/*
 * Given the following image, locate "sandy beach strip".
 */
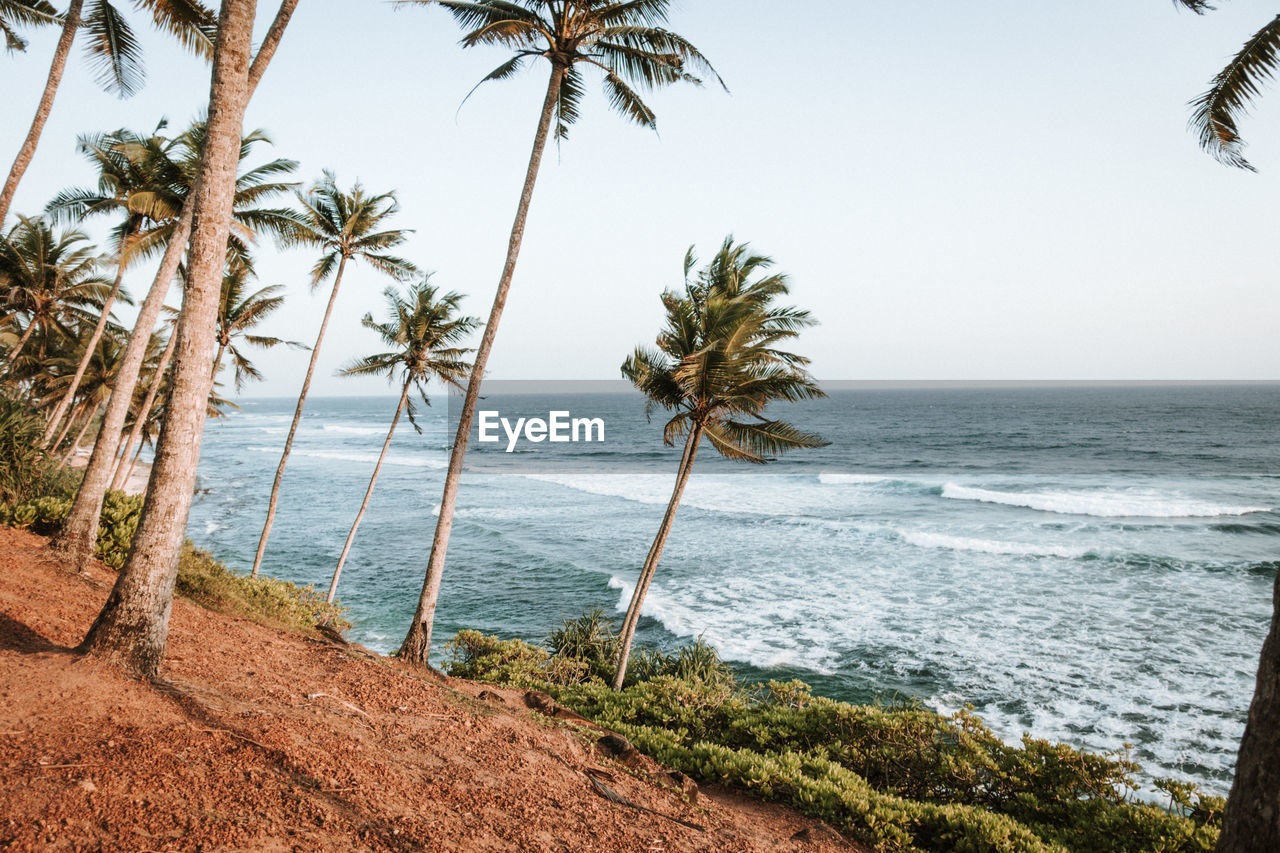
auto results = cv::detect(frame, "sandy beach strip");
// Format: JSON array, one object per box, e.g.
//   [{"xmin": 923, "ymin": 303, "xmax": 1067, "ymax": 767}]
[{"xmin": 65, "ymin": 449, "xmax": 152, "ymax": 497}]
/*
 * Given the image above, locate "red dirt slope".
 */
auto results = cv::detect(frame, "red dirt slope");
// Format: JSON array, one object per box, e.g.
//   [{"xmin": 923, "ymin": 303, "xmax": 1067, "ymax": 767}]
[{"xmin": 0, "ymin": 527, "xmax": 860, "ymax": 852}]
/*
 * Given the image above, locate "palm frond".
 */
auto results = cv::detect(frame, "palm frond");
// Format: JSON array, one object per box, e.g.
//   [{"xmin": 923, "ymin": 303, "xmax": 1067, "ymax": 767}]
[
  {"xmin": 1190, "ymin": 14, "xmax": 1280, "ymax": 170},
  {"xmin": 83, "ymin": 0, "xmax": 145, "ymax": 98},
  {"xmin": 134, "ymin": 0, "xmax": 216, "ymax": 58}
]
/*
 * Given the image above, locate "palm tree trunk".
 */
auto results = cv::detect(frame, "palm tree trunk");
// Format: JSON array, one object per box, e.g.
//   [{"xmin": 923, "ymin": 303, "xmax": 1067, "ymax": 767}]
[
  {"xmin": 42, "ymin": 244, "xmax": 131, "ymax": 445},
  {"xmin": 50, "ymin": 399, "xmax": 82, "ymax": 456},
  {"xmin": 248, "ymin": 0, "xmax": 298, "ymax": 90},
  {"xmin": 51, "ymin": 226, "xmax": 184, "ymax": 571},
  {"xmin": 211, "ymin": 342, "xmax": 227, "ymax": 379},
  {"xmin": 612, "ymin": 423, "xmax": 702, "ymax": 690},
  {"xmin": 398, "ymin": 64, "xmax": 565, "ymax": 668},
  {"xmin": 250, "ymin": 254, "xmax": 348, "ymax": 578},
  {"xmin": 79, "ymin": 0, "xmax": 258, "ymax": 679},
  {"xmin": 60, "ymin": 402, "xmax": 100, "ymax": 466},
  {"xmin": 328, "ymin": 379, "xmax": 409, "ymax": 604},
  {"xmin": 0, "ymin": 0, "xmax": 83, "ymax": 225},
  {"xmin": 124, "ymin": 438, "xmax": 145, "ymax": 484},
  {"xmin": 51, "ymin": 0, "xmax": 294, "ymax": 575},
  {"xmin": 1217, "ymin": 572, "xmax": 1280, "ymax": 851},
  {"xmin": 4, "ymin": 319, "xmax": 38, "ymax": 366},
  {"xmin": 111, "ymin": 330, "xmax": 176, "ymax": 492}
]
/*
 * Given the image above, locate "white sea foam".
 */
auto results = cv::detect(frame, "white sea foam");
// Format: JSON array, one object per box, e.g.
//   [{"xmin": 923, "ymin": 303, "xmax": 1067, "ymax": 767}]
[
  {"xmin": 524, "ymin": 472, "xmax": 772, "ymax": 515},
  {"xmin": 246, "ymin": 447, "xmax": 445, "ymax": 469},
  {"xmin": 941, "ymin": 483, "xmax": 1270, "ymax": 518},
  {"xmin": 896, "ymin": 528, "xmax": 1091, "ymax": 558},
  {"xmin": 321, "ymin": 424, "xmax": 383, "ymax": 436}
]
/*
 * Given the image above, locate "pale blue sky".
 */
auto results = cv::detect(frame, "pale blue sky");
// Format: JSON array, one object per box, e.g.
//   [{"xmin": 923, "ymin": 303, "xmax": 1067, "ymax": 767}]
[{"xmin": 3, "ymin": 1, "xmax": 1279, "ymax": 396}]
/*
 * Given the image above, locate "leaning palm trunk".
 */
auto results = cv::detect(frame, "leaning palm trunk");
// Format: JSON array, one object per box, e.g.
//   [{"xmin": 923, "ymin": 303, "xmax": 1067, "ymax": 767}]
[
  {"xmin": 612, "ymin": 424, "xmax": 702, "ymax": 690},
  {"xmin": 327, "ymin": 379, "xmax": 409, "ymax": 603},
  {"xmin": 398, "ymin": 65, "xmax": 565, "ymax": 667},
  {"xmin": 111, "ymin": 328, "xmax": 177, "ymax": 491},
  {"xmin": 60, "ymin": 402, "xmax": 101, "ymax": 466},
  {"xmin": 52, "ymin": 207, "xmax": 190, "ymax": 570},
  {"xmin": 249, "ymin": 254, "xmax": 348, "ymax": 578},
  {"xmin": 50, "ymin": 400, "xmax": 84, "ymax": 456},
  {"xmin": 53, "ymin": 0, "xmax": 298, "ymax": 573},
  {"xmin": 79, "ymin": 0, "xmax": 259, "ymax": 678},
  {"xmin": 1216, "ymin": 572, "xmax": 1280, "ymax": 851},
  {"xmin": 0, "ymin": 0, "xmax": 84, "ymax": 226},
  {"xmin": 42, "ymin": 246, "xmax": 132, "ymax": 446},
  {"xmin": 124, "ymin": 439, "xmax": 145, "ymax": 483},
  {"xmin": 4, "ymin": 320, "xmax": 38, "ymax": 366}
]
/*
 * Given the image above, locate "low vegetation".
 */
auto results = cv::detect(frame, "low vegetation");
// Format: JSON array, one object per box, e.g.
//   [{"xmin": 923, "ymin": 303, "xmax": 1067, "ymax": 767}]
[
  {"xmin": 1, "ymin": 486, "xmax": 347, "ymax": 633},
  {"xmin": 447, "ymin": 613, "xmax": 1224, "ymax": 853},
  {"xmin": 0, "ymin": 396, "xmax": 79, "ymax": 505}
]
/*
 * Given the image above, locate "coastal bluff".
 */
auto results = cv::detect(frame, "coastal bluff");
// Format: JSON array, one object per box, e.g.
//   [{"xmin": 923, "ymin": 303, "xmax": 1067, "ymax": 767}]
[{"xmin": 0, "ymin": 526, "xmax": 857, "ymax": 852}]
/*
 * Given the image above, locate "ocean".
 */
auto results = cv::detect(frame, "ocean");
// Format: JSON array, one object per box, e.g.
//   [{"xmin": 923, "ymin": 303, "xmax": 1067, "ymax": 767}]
[{"xmin": 184, "ymin": 383, "xmax": 1280, "ymax": 796}]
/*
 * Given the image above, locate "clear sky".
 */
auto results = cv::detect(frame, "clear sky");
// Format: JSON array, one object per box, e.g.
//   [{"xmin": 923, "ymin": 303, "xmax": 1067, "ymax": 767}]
[{"xmin": 4, "ymin": 0, "xmax": 1279, "ymax": 396}]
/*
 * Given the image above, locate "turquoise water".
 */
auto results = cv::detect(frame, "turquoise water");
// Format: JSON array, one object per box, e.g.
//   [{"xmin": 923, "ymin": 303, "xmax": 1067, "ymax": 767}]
[{"xmin": 185, "ymin": 384, "xmax": 1280, "ymax": 795}]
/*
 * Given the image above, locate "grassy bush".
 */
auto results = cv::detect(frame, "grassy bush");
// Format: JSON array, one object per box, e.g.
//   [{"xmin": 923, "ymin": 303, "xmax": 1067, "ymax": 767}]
[
  {"xmin": 177, "ymin": 543, "xmax": 350, "ymax": 633},
  {"xmin": 2, "ymin": 488, "xmax": 349, "ymax": 633},
  {"xmin": 0, "ymin": 491, "xmax": 141, "ymax": 569},
  {"xmin": 0, "ymin": 396, "xmax": 79, "ymax": 504},
  {"xmin": 445, "ymin": 630, "xmax": 1222, "ymax": 853}
]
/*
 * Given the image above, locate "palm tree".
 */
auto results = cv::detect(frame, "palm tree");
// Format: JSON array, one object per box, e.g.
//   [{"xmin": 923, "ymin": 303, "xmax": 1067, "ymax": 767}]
[
  {"xmin": 78, "ymin": 0, "xmax": 265, "ymax": 678},
  {"xmin": 327, "ymin": 278, "xmax": 476, "ymax": 604},
  {"xmin": 611, "ymin": 238, "xmax": 828, "ymax": 689},
  {"xmin": 213, "ymin": 264, "xmax": 303, "ymax": 391},
  {"xmin": 40, "ymin": 127, "xmax": 167, "ymax": 444},
  {"xmin": 248, "ymin": 172, "xmax": 416, "ymax": 578},
  {"xmin": 0, "ymin": 215, "xmax": 110, "ymax": 370},
  {"xmin": 0, "ymin": 1, "xmax": 59, "ymax": 53},
  {"xmin": 0, "ymin": 0, "xmax": 217, "ymax": 225},
  {"xmin": 52, "ymin": 122, "xmax": 300, "ymax": 574},
  {"xmin": 1176, "ymin": 6, "xmax": 1280, "ymax": 848},
  {"xmin": 1178, "ymin": 3, "xmax": 1280, "ymax": 170},
  {"xmin": 397, "ymin": 0, "xmax": 724, "ymax": 668}
]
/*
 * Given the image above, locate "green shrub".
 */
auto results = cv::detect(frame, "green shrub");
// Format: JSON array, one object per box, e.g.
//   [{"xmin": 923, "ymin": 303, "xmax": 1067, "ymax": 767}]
[
  {"xmin": 176, "ymin": 542, "xmax": 350, "ymax": 633},
  {"xmin": 0, "ymin": 396, "xmax": 79, "ymax": 504},
  {"xmin": 0, "ymin": 490, "xmax": 141, "ymax": 569},
  {"xmin": 2, "ymin": 486, "xmax": 348, "ymax": 634},
  {"xmin": 446, "ymin": 629, "xmax": 590, "ymax": 687},
  {"xmin": 445, "ymin": 628, "xmax": 1221, "ymax": 853},
  {"xmin": 547, "ymin": 607, "xmax": 619, "ymax": 682}
]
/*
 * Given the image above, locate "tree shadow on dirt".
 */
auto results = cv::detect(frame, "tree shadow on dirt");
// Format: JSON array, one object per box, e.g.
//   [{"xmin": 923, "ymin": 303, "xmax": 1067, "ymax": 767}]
[{"xmin": 0, "ymin": 613, "xmax": 65, "ymax": 654}]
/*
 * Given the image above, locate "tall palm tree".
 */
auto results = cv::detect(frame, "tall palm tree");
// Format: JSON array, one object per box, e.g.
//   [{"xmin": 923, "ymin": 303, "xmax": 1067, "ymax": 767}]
[
  {"xmin": 53, "ymin": 121, "xmax": 300, "ymax": 573},
  {"xmin": 41, "ymin": 127, "xmax": 166, "ymax": 444},
  {"xmin": 213, "ymin": 263, "xmax": 302, "ymax": 391},
  {"xmin": 248, "ymin": 172, "xmax": 415, "ymax": 578},
  {"xmin": 0, "ymin": 0, "xmax": 59, "ymax": 53},
  {"xmin": 611, "ymin": 238, "xmax": 827, "ymax": 689},
  {"xmin": 0, "ymin": 215, "xmax": 109, "ymax": 370},
  {"xmin": 1178, "ymin": 3, "xmax": 1280, "ymax": 170},
  {"xmin": 70, "ymin": 0, "xmax": 303, "ymax": 499},
  {"xmin": 1177, "ymin": 6, "xmax": 1280, "ymax": 849},
  {"xmin": 0, "ymin": 0, "xmax": 217, "ymax": 225},
  {"xmin": 327, "ymin": 278, "xmax": 476, "ymax": 604},
  {"xmin": 78, "ymin": 0, "xmax": 266, "ymax": 678},
  {"xmin": 397, "ymin": 0, "xmax": 724, "ymax": 668}
]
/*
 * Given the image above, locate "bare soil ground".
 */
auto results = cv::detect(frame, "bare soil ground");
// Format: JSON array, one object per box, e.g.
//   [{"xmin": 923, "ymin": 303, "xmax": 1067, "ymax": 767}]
[{"xmin": 0, "ymin": 527, "xmax": 862, "ymax": 852}]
